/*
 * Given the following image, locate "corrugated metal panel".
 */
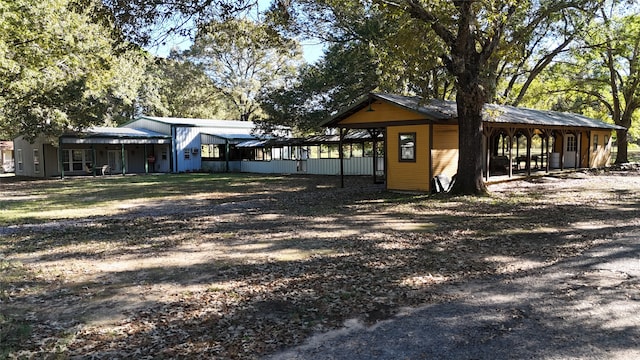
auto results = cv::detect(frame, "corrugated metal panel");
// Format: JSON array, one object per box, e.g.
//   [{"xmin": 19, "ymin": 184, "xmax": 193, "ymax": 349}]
[
  {"xmin": 174, "ymin": 127, "xmax": 201, "ymax": 172},
  {"xmin": 239, "ymin": 158, "xmax": 375, "ymax": 175},
  {"xmin": 241, "ymin": 160, "xmax": 298, "ymax": 174},
  {"xmin": 123, "ymin": 119, "xmax": 171, "ymax": 134},
  {"xmin": 325, "ymin": 93, "xmax": 624, "ymax": 131},
  {"xmin": 202, "ymin": 161, "xmax": 228, "ymax": 172}
]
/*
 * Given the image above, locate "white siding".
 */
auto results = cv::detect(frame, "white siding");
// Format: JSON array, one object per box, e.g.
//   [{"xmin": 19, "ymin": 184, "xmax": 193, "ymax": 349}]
[
  {"xmin": 174, "ymin": 127, "xmax": 201, "ymax": 172},
  {"xmin": 13, "ymin": 136, "xmax": 46, "ymax": 177},
  {"xmin": 202, "ymin": 160, "xmax": 242, "ymax": 172},
  {"xmin": 240, "ymin": 157, "xmax": 375, "ymax": 175},
  {"xmin": 241, "ymin": 160, "xmax": 298, "ymax": 174}
]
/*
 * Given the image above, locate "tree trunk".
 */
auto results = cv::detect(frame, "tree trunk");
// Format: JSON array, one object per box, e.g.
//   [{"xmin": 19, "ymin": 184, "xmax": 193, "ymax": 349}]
[
  {"xmin": 615, "ymin": 128, "xmax": 628, "ymax": 164},
  {"xmin": 450, "ymin": 83, "xmax": 488, "ymax": 195}
]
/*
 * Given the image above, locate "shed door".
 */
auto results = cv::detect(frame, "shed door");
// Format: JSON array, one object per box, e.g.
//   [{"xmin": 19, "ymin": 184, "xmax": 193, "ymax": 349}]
[{"xmin": 564, "ymin": 134, "xmax": 577, "ymax": 168}]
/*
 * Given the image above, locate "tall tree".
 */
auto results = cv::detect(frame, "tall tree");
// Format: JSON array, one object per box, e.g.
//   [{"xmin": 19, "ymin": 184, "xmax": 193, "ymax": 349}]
[
  {"xmin": 100, "ymin": 0, "xmax": 256, "ymax": 47},
  {"xmin": 183, "ymin": 18, "xmax": 302, "ymax": 121},
  {"xmin": 269, "ymin": 0, "xmax": 601, "ymax": 195},
  {"xmin": 139, "ymin": 54, "xmax": 233, "ymax": 119},
  {"xmin": 532, "ymin": 9, "xmax": 640, "ymax": 163},
  {"xmin": 260, "ymin": 42, "xmax": 383, "ymax": 134},
  {"xmin": 0, "ymin": 0, "xmax": 144, "ymax": 140},
  {"xmin": 493, "ymin": 3, "xmax": 594, "ymax": 106}
]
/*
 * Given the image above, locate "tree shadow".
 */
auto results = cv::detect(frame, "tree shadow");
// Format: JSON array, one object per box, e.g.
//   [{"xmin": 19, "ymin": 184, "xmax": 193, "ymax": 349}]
[{"xmin": 1, "ymin": 174, "xmax": 640, "ymax": 358}]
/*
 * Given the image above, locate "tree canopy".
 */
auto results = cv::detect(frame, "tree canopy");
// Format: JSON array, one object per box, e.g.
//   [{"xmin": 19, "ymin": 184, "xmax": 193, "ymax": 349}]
[
  {"xmin": 182, "ymin": 18, "xmax": 302, "ymax": 122},
  {"xmin": 0, "ymin": 0, "xmax": 145, "ymax": 141},
  {"xmin": 264, "ymin": 0, "xmax": 608, "ymax": 194}
]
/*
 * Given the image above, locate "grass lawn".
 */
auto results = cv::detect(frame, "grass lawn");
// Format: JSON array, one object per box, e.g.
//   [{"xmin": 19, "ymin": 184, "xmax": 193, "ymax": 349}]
[{"xmin": 2, "ymin": 171, "xmax": 640, "ymax": 359}]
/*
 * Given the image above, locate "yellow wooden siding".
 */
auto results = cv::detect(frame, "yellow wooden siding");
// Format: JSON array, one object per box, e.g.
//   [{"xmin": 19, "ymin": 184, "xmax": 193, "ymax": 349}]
[
  {"xmin": 386, "ymin": 125, "xmax": 430, "ymax": 191},
  {"xmin": 431, "ymin": 124, "xmax": 459, "ymax": 179},
  {"xmin": 589, "ymin": 130, "xmax": 613, "ymax": 167},
  {"xmin": 339, "ymin": 101, "xmax": 425, "ymax": 125},
  {"xmin": 580, "ymin": 132, "xmax": 589, "ymax": 167}
]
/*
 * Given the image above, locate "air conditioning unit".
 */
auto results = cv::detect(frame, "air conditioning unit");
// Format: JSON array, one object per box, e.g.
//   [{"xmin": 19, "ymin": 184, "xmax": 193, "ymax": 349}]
[{"xmin": 191, "ymin": 147, "xmax": 199, "ymax": 155}]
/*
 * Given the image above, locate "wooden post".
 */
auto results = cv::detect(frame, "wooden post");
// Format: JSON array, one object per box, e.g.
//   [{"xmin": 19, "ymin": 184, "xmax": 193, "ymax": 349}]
[
  {"xmin": 525, "ymin": 128, "xmax": 534, "ymax": 176},
  {"xmin": 484, "ymin": 127, "xmax": 495, "ymax": 181},
  {"xmin": 368, "ymin": 128, "xmax": 381, "ymax": 184},
  {"xmin": 560, "ymin": 130, "xmax": 566, "ymax": 171},
  {"xmin": 507, "ymin": 128, "xmax": 516, "ymax": 178},
  {"xmin": 575, "ymin": 131, "xmax": 580, "ymax": 169}
]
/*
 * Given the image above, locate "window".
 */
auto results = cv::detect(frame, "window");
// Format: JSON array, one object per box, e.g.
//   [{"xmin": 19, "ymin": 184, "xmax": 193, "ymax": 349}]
[
  {"xmin": 16, "ymin": 149, "xmax": 23, "ymax": 172},
  {"xmin": 254, "ymin": 148, "xmax": 270, "ymax": 161},
  {"xmin": 566, "ymin": 135, "xmax": 577, "ymax": 152},
  {"xmin": 319, "ymin": 144, "xmax": 339, "ymax": 159},
  {"xmin": 351, "ymin": 143, "xmax": 364, "ymax": 158},
  {"xmin": 593, "ymin": 134, "xmax": 599, "ymax": 150},
  {"xmin": 604, "ymin": 135, "xmax": 610, "ymax": 147},
  {"xmin": 184, "ymin": 149, "xmax": 190, "ymax": 160},
  {"xmin": 62, "ymin": 149, "xmax": 92, "ymax": 172},
  {"xmin": 308, "ymin": 146, "xmax": 320, "ymax": 159},
  {"xmin": 201, "ymin": 144, "xmax": 223, "ymax": 160},
  {"xmin": 399, "ymin": 133, "xmax": 416, "ymax": 162},
  {"xmin": 33, "ymin": 149, "xmax": 40, "ymax": 173}
]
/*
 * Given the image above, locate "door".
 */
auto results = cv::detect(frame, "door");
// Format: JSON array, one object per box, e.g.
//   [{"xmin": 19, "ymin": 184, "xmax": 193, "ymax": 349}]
[
  {"xmin": 107, "ymin": 150, "xmax": 123, "ymax": 173},
  {"xmin": 564, "ymin": 134, "xmax": 577, "ymax": 168}
]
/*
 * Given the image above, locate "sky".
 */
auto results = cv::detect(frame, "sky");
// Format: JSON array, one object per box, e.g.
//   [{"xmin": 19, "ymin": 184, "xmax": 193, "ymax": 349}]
[
  {"xmin": 147, "ymin": 0, "xmax": 325, "ymax": 64},
  {"xmin": 150, "ymin": 37, "xmax": 324, "ymax": 64}
]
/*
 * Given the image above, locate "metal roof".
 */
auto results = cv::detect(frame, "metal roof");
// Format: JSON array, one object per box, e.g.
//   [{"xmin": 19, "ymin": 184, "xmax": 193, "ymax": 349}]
[
  {"xmin": 59, "ymin": 127, "xmax": 172, "ymax": 145},
  {"xmin": 323, "ymin": 93, "xmax": 625, "ymax": 131},
  {"xmin": 134, "ymin": 116, "xmax": 257, "ymax": 129},
  {"xmin": 235, "ymin": 130, "xmax": 382, "ymax": 148},
  {"xmin": 63, "ymin": 127, "xmax": 171, "ymax": 139}
]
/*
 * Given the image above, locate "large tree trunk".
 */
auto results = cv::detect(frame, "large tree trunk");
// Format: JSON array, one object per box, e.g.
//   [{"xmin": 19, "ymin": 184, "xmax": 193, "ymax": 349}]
[
  {"xmin": 450, "ymin": 81, "xmax": 489, "ymax": 195},
  {"xmin": 614, "ymin": 128, "xmax": 628, "ymax": 164}
]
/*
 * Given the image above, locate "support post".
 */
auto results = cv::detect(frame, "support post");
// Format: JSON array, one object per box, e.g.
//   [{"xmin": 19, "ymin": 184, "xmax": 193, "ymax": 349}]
[
  {"xmin": 121, "ymin": 143, "xmax": 126, "ymax": 175},
  {"xmin": 92, "ymin": 144, "xmax": 96, "ymax": 177},
  {"xmin": 225, "ymin": 140, "xmax": 230, "ymax": 173},
  {"xmin": 339, "ymin": 127, "xmax": 346, "ymax": 188},
  {"xmin": 144, "ymin": 144, "xmax": 148, "ymax": 174},
  {"xmin": 507, "ymin": 128, "xmax": 516, "ymax": 178},
  {"xmin": 484, "ymin": 127, "xmax": 495, "ymax": 181},
  {"xmin": 59, "ymin": 137, "xmax": 64, "ymax": 179},
  {"xmin": 525, "ymin": 128, "xmax": 534, "ymax": 176}
]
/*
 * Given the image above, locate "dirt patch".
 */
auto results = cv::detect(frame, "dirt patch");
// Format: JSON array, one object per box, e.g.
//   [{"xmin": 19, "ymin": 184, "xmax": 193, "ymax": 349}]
[{"xmin": 1, "ymin": 171, "xmax": 640, "ymax": 359}]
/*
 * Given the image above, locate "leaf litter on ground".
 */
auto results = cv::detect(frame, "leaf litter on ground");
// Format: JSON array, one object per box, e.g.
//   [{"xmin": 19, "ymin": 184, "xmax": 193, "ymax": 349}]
[{"xmin": 1, "ymin": 169, "xmax": 640, "ymax": 359}]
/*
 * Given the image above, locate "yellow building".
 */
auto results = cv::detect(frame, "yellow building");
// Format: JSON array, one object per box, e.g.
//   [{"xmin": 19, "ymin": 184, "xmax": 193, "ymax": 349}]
[{"xmin": 322, "ymin": 93, "xmax": 624, "ymax": 192}]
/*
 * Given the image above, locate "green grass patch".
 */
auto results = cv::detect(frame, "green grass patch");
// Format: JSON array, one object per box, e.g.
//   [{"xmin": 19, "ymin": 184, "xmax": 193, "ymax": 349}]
[{"xmin": 0, "ymin": 173, "xmax": 287, "ymax": 226}]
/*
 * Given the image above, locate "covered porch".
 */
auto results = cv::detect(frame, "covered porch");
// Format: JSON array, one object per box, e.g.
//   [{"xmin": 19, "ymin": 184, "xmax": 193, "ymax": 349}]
[{"xmin": 59, "ymin": 127, "xmax": 172, "ymax": 178}]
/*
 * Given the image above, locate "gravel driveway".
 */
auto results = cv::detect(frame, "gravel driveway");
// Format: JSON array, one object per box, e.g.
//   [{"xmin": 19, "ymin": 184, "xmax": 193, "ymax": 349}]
[{"xmin": 268, "ymin": 232, "xmax": 640, "ymax": 359}]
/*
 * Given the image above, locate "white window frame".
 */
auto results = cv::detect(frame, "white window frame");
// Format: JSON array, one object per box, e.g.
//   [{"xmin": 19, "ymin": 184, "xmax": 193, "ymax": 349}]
[
  {"xmin": 16, "ymin": 149, "xmax": 23, "ymax": 172},
  {"xmin": 567, "ymin": 135, "xmax": 577, "ymax": 152},
  {"xmin": 62, "ymin": 149, "xmax": 93, "ymax": 172},
  {"xmin": 33, "ymin": 149, "xmax": 40, "ymax": 173}
]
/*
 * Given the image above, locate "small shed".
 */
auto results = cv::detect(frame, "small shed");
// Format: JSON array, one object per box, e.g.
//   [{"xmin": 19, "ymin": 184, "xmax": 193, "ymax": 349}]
[
  {"xmin": 1, "ymin": 140, "xmax": 14, "ymax": 173},
  {"xmin": 321, "ymin": 93, "xmax": 625, "ymax": 192}
]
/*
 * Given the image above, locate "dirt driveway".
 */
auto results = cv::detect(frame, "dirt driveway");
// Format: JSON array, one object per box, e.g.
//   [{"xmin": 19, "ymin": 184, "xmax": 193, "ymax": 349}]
[{"xmin": 268, "ymin": 231, "xmax": 640, "ymax": 359}]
